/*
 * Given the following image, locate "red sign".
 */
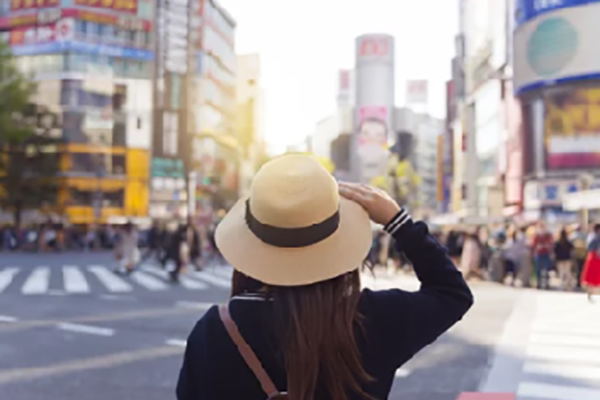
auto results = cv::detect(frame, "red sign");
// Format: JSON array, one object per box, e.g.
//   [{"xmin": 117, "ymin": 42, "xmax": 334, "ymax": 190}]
[
  {"xmin": 358, "ymin": 36, "xmax": 390, "ymax": 58},
  {"xmin": 74, "ymin": 0, "xmax": 138, "ymax": 14},
  {"xmin": 11, "ymin": 0, "xmax": 59, "ymax": 10}
]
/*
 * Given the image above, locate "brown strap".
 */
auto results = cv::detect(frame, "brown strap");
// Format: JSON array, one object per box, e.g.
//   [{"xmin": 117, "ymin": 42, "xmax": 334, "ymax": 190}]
[{"xmin": 219, "ymin": 304, "xmax": 280, "ymax": 397}]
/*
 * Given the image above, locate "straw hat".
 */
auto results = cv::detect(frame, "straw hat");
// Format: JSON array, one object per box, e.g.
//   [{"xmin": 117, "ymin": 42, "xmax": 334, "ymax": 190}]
[{"xmin": 215, "ymin": 154, "xmax": 372, "ymax": 286}]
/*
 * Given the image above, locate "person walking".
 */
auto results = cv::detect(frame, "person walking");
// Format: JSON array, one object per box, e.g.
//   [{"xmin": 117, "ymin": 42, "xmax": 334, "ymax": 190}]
[
  {"xmin": 571, "ymin": 225, "xmax": 588, "ymax": 290},
  {"xmin": 115, "ymin": 222, "xmax": 140, "ymax": 275},
  {"xmin": 175, "ymin": 154, "xmax": 473, "ymax": 400},
  {"xmin": 582, "ymin": 224, "xmax": 600, "ymax": 302},
  {"xmin": 461, "ymin": 228, "xmax": 484, "ymax": 280},
  {"xmin": 554, "ymin": 228, "xmax": 575, "ymax": 291},
  {"xmin": 532, "ymin": 222, "xmax": 554, "ymax": 289}
]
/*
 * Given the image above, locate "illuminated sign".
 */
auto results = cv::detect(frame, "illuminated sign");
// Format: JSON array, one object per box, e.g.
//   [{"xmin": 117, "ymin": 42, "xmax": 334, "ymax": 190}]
[
  {"xmin": 74, "ymin": 0, "xmax": 138, "ymax": 14},
  {"xmin": 11, "ymin": 0, "xmax": 59, "ymax": 10},
  {"xmin": 358, "ymin": 36, "xmax": 390, "ymax": 58}
]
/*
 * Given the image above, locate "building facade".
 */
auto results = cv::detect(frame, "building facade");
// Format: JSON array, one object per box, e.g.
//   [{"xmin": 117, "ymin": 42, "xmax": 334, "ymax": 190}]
[
  {"xmin": 1, "ymin": 0, "xmax": 154, "ymax": 224},
  {"xmin": 191, "ymin": 0, "xmax": 237, "ymax": 212},
  {"xmin": 236, "ymin": 53, "xmax": 264, "ymax": 197},
  {"xmin": 514, "ymin": 0, "xmax": 600, "ymax": 223}
]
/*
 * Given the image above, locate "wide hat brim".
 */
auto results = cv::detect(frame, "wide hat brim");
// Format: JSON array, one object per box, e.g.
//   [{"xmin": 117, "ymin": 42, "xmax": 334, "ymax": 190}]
[{"xmin": 215, "ymin": 196, "xmax": 373, "ymax": 286}]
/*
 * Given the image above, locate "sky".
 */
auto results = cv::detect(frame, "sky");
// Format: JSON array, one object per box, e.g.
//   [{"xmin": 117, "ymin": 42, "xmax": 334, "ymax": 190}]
[{"xmin": 220, "ymin": 0, "xmax": 460, "ymax": 154}]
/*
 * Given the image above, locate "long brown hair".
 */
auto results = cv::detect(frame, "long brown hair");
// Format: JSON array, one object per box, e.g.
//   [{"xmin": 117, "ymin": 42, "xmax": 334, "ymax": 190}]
[{"xmin": 232, "ymin": 270, "xmax": 373, "ymax": 400}]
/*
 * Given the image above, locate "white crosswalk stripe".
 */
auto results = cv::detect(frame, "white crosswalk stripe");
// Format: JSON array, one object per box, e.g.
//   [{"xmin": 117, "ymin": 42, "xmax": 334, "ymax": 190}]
[
  {"xmin": 0, "ymin": 264, "xmax": 232, "ymax": 295},
  {"xmin": 515, "ymin": 293, "xmax": 600, "ymax": 400},
  {"xmin": 0, "ymin": 267, "xmax": 19, "ymax": 293},
  {"xmin": 141, "ymin": 265, "xmax": 208, "ymax": 290},
  {"xmin": 22, "ymin": 267, "xmax": 50, "ymax": 294},
  {"xmin": 63, "ymin": 266, "xmax": 90, "ymax": 294},
  {"xmin": 88, "ymin": 265, "xmax": 133, "ymax": 293},
  {"xmin": 130, "ymin": 270, "xmax": 169, "ymax": 291},
  {"xmin": 190, "ymin": 270, "xmax": 231, "ymax": 288}
]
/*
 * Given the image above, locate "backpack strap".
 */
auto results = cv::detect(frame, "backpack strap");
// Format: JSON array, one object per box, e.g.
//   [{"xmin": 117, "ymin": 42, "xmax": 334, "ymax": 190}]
[{"xmin": 219, "ymin": 304, "xmax": 280, "ymax": 398}]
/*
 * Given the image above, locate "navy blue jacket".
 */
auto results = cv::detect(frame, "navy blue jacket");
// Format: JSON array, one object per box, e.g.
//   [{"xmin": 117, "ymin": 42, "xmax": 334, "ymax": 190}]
[{"xmin": 176, "ymin": 215, "xmax": 474, "ymax": 399}]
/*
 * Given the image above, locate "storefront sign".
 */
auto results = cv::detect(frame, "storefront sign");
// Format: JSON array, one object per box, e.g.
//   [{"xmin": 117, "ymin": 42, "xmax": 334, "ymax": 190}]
[
  {"xmin": 11, "ymin": 40, "xmax": 154, "ymax": 60},
  {"xmin": 11, "ymin": 0, "xmax": 59, "ymax": 10},
  {"xmin": 514, "ymin": 2, "xmax": 600, "ymax": 93},
  {"xmin": 62, "ymin": 8, "xmax": 151, "ymax": 31},
  {"xmin": 74, "ymin": 0, "xmax": 138, "ymax": 14}
]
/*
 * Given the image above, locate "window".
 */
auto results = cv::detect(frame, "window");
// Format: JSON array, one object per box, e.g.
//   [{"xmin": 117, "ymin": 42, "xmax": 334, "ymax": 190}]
[
  {"xmin": 111, "ymin": 154, "xmax": 126, "ymax": 175},
  {"xmin": 101, "ymin": 24, "xmax": 114, "ymax": 40},
  {"xmin": 76, "ymin": 20, "xmax": 87, "ymax": 36},
  {"xmin": 163, "ymin": 112, "xmax": 178, "ymax": 155}
]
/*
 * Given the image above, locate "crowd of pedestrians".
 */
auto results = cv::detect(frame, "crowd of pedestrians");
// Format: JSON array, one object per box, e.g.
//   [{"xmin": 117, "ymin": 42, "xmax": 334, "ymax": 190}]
[
  {"xmin": 367, "ymin": 220, "xmax": 600, "ymax": 301},
  {"xmin": 112, "ymin": 217, "xmax": 224, "ymax": 283}
]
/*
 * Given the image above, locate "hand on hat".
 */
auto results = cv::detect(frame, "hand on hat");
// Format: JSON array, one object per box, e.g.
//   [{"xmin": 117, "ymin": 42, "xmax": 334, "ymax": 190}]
[{"xmin": 339, "ymin": 182, "xmax": 400, "ymax": 225}]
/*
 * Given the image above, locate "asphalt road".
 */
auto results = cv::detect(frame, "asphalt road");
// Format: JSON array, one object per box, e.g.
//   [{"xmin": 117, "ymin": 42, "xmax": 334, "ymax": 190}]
[{"xmin": 1, "ymin": 251, "xmax": 597, "ymax": 400}]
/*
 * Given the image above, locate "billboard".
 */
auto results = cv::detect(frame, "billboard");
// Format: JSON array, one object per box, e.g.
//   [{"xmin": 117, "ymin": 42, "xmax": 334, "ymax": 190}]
[
  {"xmin": 11, "ymin": 40, "xmax": 154, "ymax": 60},
  {"xmin": 10, "ymin": 18, "xmax": 74, "ymax": 45},
  {"xmin": 356, "ymin": 106, "xmax": 389, "ymax": 180},
  {"xmin": 544, "ymin": 86, "xmax": 600, "ymax": 169},
  {"xmin": 74, "ymin": 0, "xmax": 138, "ymax": 14},
  {"xmin": 406, "ymin": 80, "xmax": 428, "ymax": 105},
  {"xmin": 10, "ymin": 0, "xmax": 59, "ymax": 10},
  {"xmin": 354, "ymin": 34, "xmax": 394, "ymax": 182},
  {"xmin": 514, "ymin": 2, "xmax": 600, "ymax": 94}
]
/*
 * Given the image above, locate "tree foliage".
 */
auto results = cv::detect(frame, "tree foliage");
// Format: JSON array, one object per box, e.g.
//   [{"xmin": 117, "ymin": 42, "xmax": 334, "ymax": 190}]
[{"xmin": 0, "ymin": 42, "xmax": 60, "ymax": 227}]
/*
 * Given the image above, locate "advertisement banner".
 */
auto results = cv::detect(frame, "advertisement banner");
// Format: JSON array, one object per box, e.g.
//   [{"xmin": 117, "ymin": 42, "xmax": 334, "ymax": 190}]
[
  {"xmin": 10, "ymin": 18, "xmax": 74, "ymax": 45},
  {"xmin": 544, "ymin": 86, "xmax": 600, "ymax": 169},
  {"xmin": 514, "ymin": 2, "xmax": 600, "ymax": 94},
  {"xmin": 11, "ymin": 0, "xmax": 59, "ymax": 11},
  {"xmin": 356, "ymin": 106, "xmax": 389, "ymax": 180},
  {"xmin": 74, "ymin": 0, "xmax": 138, "ymax": 14},
  {"xmin": 406, "ymin": 80, "xmax": 428, "ymax": 105}
]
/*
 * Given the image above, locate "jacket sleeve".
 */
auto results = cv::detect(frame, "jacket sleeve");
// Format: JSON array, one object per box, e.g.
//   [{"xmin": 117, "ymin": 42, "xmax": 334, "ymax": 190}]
[{"xmin": 362, "ymin": 210, "xmax": 474, "ymax": 369}]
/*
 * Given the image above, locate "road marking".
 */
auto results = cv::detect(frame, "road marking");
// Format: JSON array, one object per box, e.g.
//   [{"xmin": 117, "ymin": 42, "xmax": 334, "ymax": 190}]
[
  {"xmin": 130, "ymin": 270, "xmax": 169, "ymax": 291},
  {"xmin": 529, "ymin": 333, "xmax": 600, "ymax": 348},
  {"xmin": 63, "ymin": 266, "xmax": 90, "ymax": 294},
  {"xmin": 0, "ymin": 267, "xmax": 19, "ymax": 293},
  {"xmin": 142, "ymin": 265, "xmax": 208, "ymax": 290},
  {"xmin": 0, "ymin": 307, "xmax": 203, "ymax": 334},
  {"xmin": 21, "ymin": 267, "xmax": 50, "ymax": 294},
  {"xmin": 191, "ymin": 271, "xmax": 231, "ymax": 288},
  {"xmin": 395, "ymin": 368, "xmax": 411, "ymax": 378},
  {"xmin": 88, "ymin": 265, "xmax": 132, "ymax": 293},
  {"xmin": 56, "ymin": 322, "xmax": 114, "ymax": 337},
  {"xmin": 518, "ymin": 382, "xmax": 600, "ymax": 400},
  {"xmin": 524, "ymin": 361, "xmax": 600, "ymax": 381},
  {"xmin": 532, "ymin": 324, "xmax": 600, "ymax": 337},
  {"xmin": 0, "ymin": 345, "xmax": 183, "ymax": 385},
  {"xmin": 211, "ymin": 267, "xmax": 233, "ymax": 279},
  {"xmin": 166, "ymin": 339, "xmax": 187, "ymax": 347},
  {"xmin": 176, "ymin": 301, "xmax": 212, "ymax": 310},
  {"xmin": 527, "ymin": 344, "xmax": 600, "ymax": 364},
  {"xmin": 0, "ymin": 315, "xmax": 17, "ymax": 323}
]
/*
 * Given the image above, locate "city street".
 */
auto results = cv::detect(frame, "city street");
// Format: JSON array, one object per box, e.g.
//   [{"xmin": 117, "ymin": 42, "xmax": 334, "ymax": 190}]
[{"xmin": 0, "ymin": 253, "xmax": 599, "ymax": 400}]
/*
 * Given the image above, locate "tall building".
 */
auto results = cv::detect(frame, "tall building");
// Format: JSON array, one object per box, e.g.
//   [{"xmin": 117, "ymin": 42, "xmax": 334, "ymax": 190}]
[
  {"xmin": 190, "ymin": 0, "xmax": 237, "ymax": 212},
  {"xmin": 236, "ymin": 53, "xmax": 264, "ymax": 197},
  {"xmin": 0, "ymin": 0, "xmax": 155, "ymax": 224}
]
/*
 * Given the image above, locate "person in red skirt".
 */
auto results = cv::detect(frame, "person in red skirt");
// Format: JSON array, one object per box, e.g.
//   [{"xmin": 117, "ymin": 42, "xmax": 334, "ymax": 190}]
[{"xmin": 582, "ymin": 224, "xmax": 600, "ymax": 302}]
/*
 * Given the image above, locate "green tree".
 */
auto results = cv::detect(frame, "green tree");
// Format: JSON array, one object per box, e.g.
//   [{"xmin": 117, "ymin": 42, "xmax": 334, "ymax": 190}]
[{"xmin": 0, "ymin": 42, "xmax": 59, "ymax": 228}]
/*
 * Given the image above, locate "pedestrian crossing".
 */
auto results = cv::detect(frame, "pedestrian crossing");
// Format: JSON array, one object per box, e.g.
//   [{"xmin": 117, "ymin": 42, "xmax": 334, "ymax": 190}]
[
  {"xmin": 515, "ymin": 292, "xmax": 600, "ymax": 400},
  {"xmin": 0, "ymin": 264, "xmax": 233, "ymax": 296}
]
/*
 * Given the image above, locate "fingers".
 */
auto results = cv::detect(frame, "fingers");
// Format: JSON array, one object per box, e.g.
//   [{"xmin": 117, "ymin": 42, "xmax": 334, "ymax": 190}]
[{"xmin": 339, "ymin": 182, "xmax": 376, "ymax": 206}]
